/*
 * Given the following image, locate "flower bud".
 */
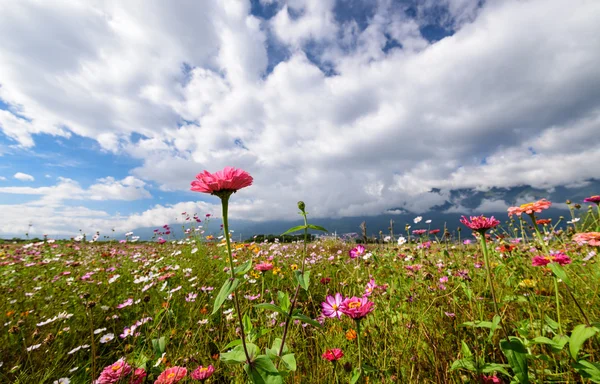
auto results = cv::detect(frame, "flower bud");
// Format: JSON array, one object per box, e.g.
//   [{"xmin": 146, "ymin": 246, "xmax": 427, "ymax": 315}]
[{"xmin": 297, "ymin": 201, "xmax": 306, "ymax": 212}]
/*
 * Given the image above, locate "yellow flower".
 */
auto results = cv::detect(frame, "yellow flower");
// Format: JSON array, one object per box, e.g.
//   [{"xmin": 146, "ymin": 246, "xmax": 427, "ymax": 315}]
[
  {"xmin": 272, "ymin": 267, "xmax": 281, "ymax": 275},
  {"xmin": 519, "ymin": 279, "xmax": 537, "ymax": 288},
  {"xmin": 290, "ymin": 264, "xmax": 298, "ymax": 271}
]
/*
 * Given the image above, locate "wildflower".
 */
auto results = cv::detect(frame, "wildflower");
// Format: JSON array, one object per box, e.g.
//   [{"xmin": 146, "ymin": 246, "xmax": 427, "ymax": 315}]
[
  {"xmin": 94, "ymin": 328, "xmax": 107, "ymax": 335},
  {"xmin": 480, "ymin": 375, "xmax": 502, "ymax": 384},
  {"xmin": 536, "ymin": 219, "xmax": 552, "ymax": 225},
  {"xmin": 191, "ymin": 166, "xmax": 253, "ymax": 195},
  {"xmin": 254, "ymin": 262, "xmax": 274, "ymax": 272},
  {"xmin": 26, "ymin": 343, "xmax": 41, "ymax": 352},
  {"xmin": 412, "ymin": 229, "xmax": 427, "ymax": 236},
  {"xmin": 339, "ymin": 296, "xmax": 374, "ymax": 320},
  {"xmin": 100, "ymin": 333, "xmax": 114, "ymax": 343},
  {"xmin": 131, "ymin": 368, "xmax": 147, "ymax": 384},
  {"xmin": 572, "ymin": 232, "xmax": 600, "ymax": 246},
  {"xmin": 532, "ymin": 251, "xmax": 572, "ymax": 267},
  {"xmin": 460, "ymin": 216, "xmax": 500, "ymax": 232},
  {"xmin": 364, "ymin": 279, "xmax": 377, "ymax": 297},
  {"xmin": 345, "ymin": 329, "xmax": 357, "ymax": 340},
  {"xmin": 414, "ymin": 216, "xmax": 422, "ymax": 224},
  {"xmin": 397, "ymin": 237, "xmax": 407, "ymax": 245},
  {"xmin": 185, "ymin": 293, "xmax": 198, "ymax": 302},
  {"xmin": 116, "ymin": 298, "xmax": 133, "ymax": 309},
  {"xmin": 157, "ymin": 238, "xmax": 166, "ymax": 244},
  {"xmin": 155, "ymin": 366, "xmax": 187, "ymax": 384},
  {"xmin": 583, "ymin": 195, "xmax": 600, "ymax": 204},
  {"xmin": 322, "ymin": 293, "xmax": 344, "ymax": 319},
  {"xmin": 190, "ymin": 365, "xmax": 215, "ymax": 381},
  {"xmin": 507, "ymin": 199, "xmax": 552, "ymax": 216},
  {"xmin": 444, "ymin": 312, "xmax": 455, "ymax": 318},
  {"xmin": 322, "ymin": 348, "xmax": 344, "ymax": 362},
  {"xmin": 349, "ymin": 245, "xmax": 365, "ymax": 259},
  {"xmin": 429, "ymin": 229, "xmax": 440, "ymax": 235},
  {"xmin": 53, "ymin": 379, "xmax": 70, "ymax": 384},
  {"xmin": 519, "ymin": 279, "xmax": 537, "ymax": 288},
  {"xmin": 94, "ymin": 359, "xmax": 132, "ymax": 384}
]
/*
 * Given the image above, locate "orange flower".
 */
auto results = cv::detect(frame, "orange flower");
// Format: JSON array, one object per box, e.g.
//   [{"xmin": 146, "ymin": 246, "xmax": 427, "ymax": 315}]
[
  {"xmin": 345, "ymin": 329, "xmax": 357, "ymax": 341},
  {"xmin": 536, "ymin": 219, "xmax": 552, "ymax": 225},
  {"xmin": 572, "ymin": 232, "xmax": 600, "ymax": 246},
  {"xmin": 508, "ymin": 199, "xmax": 552, "ymax": 216}
]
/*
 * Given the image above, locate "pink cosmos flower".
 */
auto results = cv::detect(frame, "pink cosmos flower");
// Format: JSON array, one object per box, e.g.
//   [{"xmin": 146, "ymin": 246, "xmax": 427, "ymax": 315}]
[
  {"xmin": 460, "ymin": 215, "xmax": 500, "ymax": 232},
  {"xmin": 583, "ymin": 195, "xmax": 600, "ymax": 204},
  {"xmin": 190, "ymin": 365, "xmax": 215, "ymax": 381},
  {"xmin": 254, "ymin": 262, "xmax": 274, "ymax": 272},
  {"xmin": 155, "ymin": 366, "xmax": 187, "ymax": 384},
  {"xmin": 117, "ymin": 298, "xmax": 134, "ymax": 309},
  {"xmin": 322, "ymin": 293, "xmax": 344, "ymax": 319},
  {"xmin": 532, "ymin": 251, "xmax": 572, "ymax": 267},
  {"xmin": 322, "ymin": 348, "xmax": 344, "ymax": 362},
  {"xmin": 157, "ymin": 237, "xmax": 166, "ymax": 244},
  {"xmin": 191, "ymin": 167, "xmax": 253, "ymax": 194},
  {"xmin": 94, "ymin": 359, "xmax": 132, "ymax": 384},
  {"xmin": 364, "ymin": 279, "xmax": 377, "ymax": 297},
  {"xmin": 339, "ymin": 296, "xmax": 374, "ymax": 320},
  {"xmin": 349, "ymin": 245, "xmax": 365, "ymax": 259},
  {"xmin": 507, "ymin": 199, "xmax": 552, "ymax": 216},
  {"xmin": 572, "ymin": 232, "xmax": 600, "ymax": 246}
]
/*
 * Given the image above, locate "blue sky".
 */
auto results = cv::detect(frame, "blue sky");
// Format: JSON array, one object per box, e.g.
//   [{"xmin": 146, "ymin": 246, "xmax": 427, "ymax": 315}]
[{"xmin": 0, "ymin": 0, "xmax": 599, "ymax": 237}]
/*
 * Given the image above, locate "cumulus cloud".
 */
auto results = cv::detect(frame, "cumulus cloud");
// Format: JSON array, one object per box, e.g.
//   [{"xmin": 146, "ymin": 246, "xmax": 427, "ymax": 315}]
[
  {"xmin": 0, "ymin": 0, "xmax": 599, "ymax": 236},
  {"xmin": 13, "ymin": 172, "xmax": 34, "ymax": 181}
]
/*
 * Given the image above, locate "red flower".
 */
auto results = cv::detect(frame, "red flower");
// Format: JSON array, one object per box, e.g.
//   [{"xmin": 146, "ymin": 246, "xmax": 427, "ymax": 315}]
[
  {"xmin": 460, "ymin": 215, "xmax": 500, "ymax": 232},
  {"xmin": 339, "ymin": 296, "xmax": 374, "ymax": 320},
  {"xmin": 322, "ymin": 348, "xmax": 344, "ymax": 362},
  {"xmin": 429, "ymin": 229, "xmax": 441, "ymax": 235},
  {"xmin": 191, "ymin": 167, "xmax": 253, "ymax": 195},
  {"xmin": 536, "ymin": 219, "xmax": 552, "ymax": 225}
]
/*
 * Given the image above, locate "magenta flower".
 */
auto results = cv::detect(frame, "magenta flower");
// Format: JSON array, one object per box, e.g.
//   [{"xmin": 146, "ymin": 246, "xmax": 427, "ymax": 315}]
[
  {"xmin": 155, "ymin": 366, "xmax": 187, "ymax": 384},
  {"xmin": 349, "ymin": 245, "xmax": 365, "ymax": 259},
  {"xmin": 460, "ymin": 215, "xmax": 500, "ymax": 232},
  {"xmin": 412, "ymin": 229, "xmax": 427, "ymax": 236},
  {"xmin": 364, "ymin": 279, "xmax": 377, "ymax": 297},
  {"xmin": 584, "ymin": 195, "xmax": 600, "ymax": 204},
  {"xmin": 131, "ymin": 368, "xmax": 147, "ymax": 384},
  {"xmin": 339, "ymin": 296, "xmax": 375, "ymax": 320},
  {"xmin": 532, "ymin": 251, "xmax": 572, "ymax": 267},
  {"xmin": 191, "ymin": 166, "xmax": 253, "ymax": 195},
  {"xmin": 322, "ymin": 293, "xmax": 344, "ymax": 319},
  {"xmin": 94, "ymin": 359, "xmax": 132, "ymax": 384},
  {"xmin": 254, "ymin": 262, "xmax": 274, "ymax": 272},
  {"xmin": 322, "ymin": 348, "xmax": 344, "ymax": 362},
  {"xmin": 190, "ymin": 365, "xmax": 215, "ymax": 381}
]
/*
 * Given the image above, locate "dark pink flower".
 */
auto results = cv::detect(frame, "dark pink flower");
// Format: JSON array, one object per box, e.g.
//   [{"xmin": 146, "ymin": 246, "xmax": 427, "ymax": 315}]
[
  {"xmin": 155, "ymin": 366, "xmax": 187, "ymax": 384},
  {"xmin": 532, "ymin": 251, "xmax": 572, "ymax": 267},
  {"xmin": 322, "ymin": 348, "xmax": 344, "ymax": 362},
  {"xmin": 583, "ymin": 195, "xmax": 600, "ymax": 204},
  {"xmin": 412, "ymin": 229, "xmax": 427, "ymax": 236},
  {"xmin": 349, "ymin": 245, "xmax": 365, "ymax": 259},
  {"xmin": 339, "ymin": 296, "xmax": 374, "ymax": 320},
  {"xmin": 254, "ymin": 262, "xmax": 273, "ymax": 272},
  {"xmin": 191, "ymin": 167, "xmax": 253, "ymax": 195},
  {"xmin": 322, "ymin": 293, "xmax": 343, "ymax": 319},
  {"xmin": 190, "ymin": 365, "xmax": 215, "ymax": 381},
  {"xmin": 130, "ymin": 368, "xmax": 147, "ymax": 384},
  {"xmin": 460, "ymin": 215, "xmax": 500, "ymax": 232},
  {"xmin": 94, "ymin": 359, "xmax": 132, "ymax": 384},
  {"xmin": 481, "ymin": 375, "xmax": 502, "ymax": 384}
]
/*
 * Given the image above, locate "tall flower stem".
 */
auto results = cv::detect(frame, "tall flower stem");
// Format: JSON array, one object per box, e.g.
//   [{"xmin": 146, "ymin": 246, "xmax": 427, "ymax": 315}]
[
  {"xmin": 553, "ymin": 277, "xmax": 564, "ymax": 334},
  {"xmin": 277, "ymin": 203, "xmax": 309, "ymax": 364},
  {"xmin": 221, "ymin": 194, "xmax": 251, "ymax": 363},
  {"xmin": 355, "ymin": 319, "xmax": 363, "ymax": 372},
  {"xmin": 478, "ymin": 232, "xmax": 509, "ymax": 340}
]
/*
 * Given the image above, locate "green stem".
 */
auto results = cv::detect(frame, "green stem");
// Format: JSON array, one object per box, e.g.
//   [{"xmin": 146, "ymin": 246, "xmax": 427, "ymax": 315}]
[
  {"xmin": 553, "ymin": 277, "xmax": 563, "ymax": 335},
  {"xmin": 479, "ymin": 232, "xmax": 509, "ymax": 340},
  {"xmin": 356, "ymin": 319, "xmax": 363, "ymax": 372},
  {"xmin": 221, "ymin": 195, "xmax": 251, "ymax": 364}
]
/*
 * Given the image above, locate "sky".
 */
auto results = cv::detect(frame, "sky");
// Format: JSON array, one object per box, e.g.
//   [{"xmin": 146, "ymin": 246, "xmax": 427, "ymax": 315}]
[{"xmin": 0, "ymin": 0, "xmax": 599, "ymax": 238}]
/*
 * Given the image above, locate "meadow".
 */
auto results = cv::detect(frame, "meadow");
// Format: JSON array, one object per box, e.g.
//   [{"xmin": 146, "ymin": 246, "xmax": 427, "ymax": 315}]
[{"xmin": 1, "ymin": 178, "xmax": 600, "ymax": 383}]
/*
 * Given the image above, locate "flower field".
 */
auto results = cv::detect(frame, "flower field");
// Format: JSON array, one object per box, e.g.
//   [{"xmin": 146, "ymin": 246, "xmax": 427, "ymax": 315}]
[{"xmin": 1, "ymin": 170, "xmax": 599, "ymax": 383}]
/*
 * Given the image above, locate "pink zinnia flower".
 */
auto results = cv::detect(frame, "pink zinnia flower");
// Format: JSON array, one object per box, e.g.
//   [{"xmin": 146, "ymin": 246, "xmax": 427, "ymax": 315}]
[
  {"xmin": 191, "ymin": 167, "xmax": 253, "ymax": 195},
  {"xmin": 412, "ymin": 229, "xmax": 427, "ymax": 236},
  {"xmin": 573, "ymin": 232, "xmax": 600, "ymax": 246},
  {"xmin": 349, "ymin": 245, "xmax": 365, "ymax": 259},
  {"xmin": 460, "ymin": 215, "xmax": 500, "ymax": 232},
  {"xmin": 532, "ymin": 251, "xmax": 572, "ymax": 267},
  {"xmin": 507, "ymin": 199, "xmax": 552, "ymax": 216},
  {"xmin": 583, "ymin": 195, "xmax": 600, "ymax": 204},
  {"xmin": 254, "ymin": 262, "xmax": 274, "ymax": 272},
  {"xmin": 94, "ymin": 359, "xmax": 132, "ymax": 384},
  {"xmin": 481, "ymin": 374, "xmax": 502, "ymax": 384},
  {"xmin": 339, "ymin": 296, "xmax": 374, "ymax": 320},
  {"xmin": 322, "ymin": 293, "xmax": 344, "ymax": 319},
  {"xmin": 322, "ymin": 348, "xmax": 344, "ymax": 362},
  {"xmin": 155, "ymin": 366, "xmax": 187, "ymax": 384},
  {"xmin": 190, "ymin": 365, "xmax": 215, "ymax": 381},
  {"xmin": 131, "ymin": 368, "xmax": 147, "ymax": 384}
]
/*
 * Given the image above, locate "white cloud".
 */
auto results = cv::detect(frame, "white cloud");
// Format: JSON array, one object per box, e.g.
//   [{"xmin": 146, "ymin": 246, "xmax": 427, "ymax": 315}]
[
  {"xmin": 0, "ymin": 176, "xmax": 6, "ymax": 181},
  {"xmin": 0, "ymin": 0, "xmax": 599, "ymax": 235},
  {"xmin": 13, "ymin": 172, "xmax": 34, "ymax": 181}
]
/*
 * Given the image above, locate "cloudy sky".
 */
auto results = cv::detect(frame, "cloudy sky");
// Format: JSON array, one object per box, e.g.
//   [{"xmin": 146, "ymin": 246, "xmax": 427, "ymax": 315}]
[{"xmin": 0, "ymin": 0, "xmax": 599, "ymax": 237}]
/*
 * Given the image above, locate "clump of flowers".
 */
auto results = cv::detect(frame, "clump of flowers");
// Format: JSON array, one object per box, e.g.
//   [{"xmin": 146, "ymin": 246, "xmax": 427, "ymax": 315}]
[{"xmin": 532, "ymin": 251, "xmax": 572, "ymax": 267}]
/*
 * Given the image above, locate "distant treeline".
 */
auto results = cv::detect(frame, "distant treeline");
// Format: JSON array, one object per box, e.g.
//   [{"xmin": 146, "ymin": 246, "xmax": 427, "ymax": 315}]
[{"xmin": 244, "ymin": 234, "xmax": 317, "ymax": 243}]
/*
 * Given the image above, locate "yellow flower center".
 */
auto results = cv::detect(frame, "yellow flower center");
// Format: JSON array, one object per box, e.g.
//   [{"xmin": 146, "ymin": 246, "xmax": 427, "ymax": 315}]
[
  {"xmin": 168, "ymin": 373, "xmax": 176, "ymax": 378},
  {"xmin": 348, "ymin": 301, "xmax": 361, "ymax": 309},
  {"xmin": 112, "ymin": 363, "xmax": 122, "ymax": 372}
]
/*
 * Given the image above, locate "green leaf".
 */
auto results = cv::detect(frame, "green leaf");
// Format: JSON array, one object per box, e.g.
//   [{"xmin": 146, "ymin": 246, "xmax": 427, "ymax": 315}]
[
  {"xmin": 221, "ymin": 345, "xmax": 248, "ymax": 365},
  {"xmin": 481, "ymin": 363, "xmax": 512, "ymax": 378},
  {"xmin": 151, "ymin": 336, "xmax": 166, "ymax": 357},
  {"xmin": 350, "ymin": 368, "xmax": 362, "ymax": 384},
  {"xmin": 221, "ymin": 339, "xmax": 243, "ymax": 351},
  {"xmin": 254, "ymin": 355, "xmax": 280, "ymax": 374},
  {"xmin": 212, "ymin": 278, "xmax": 240, "ymax": 315},
  {"xmin": 245, "ymin": 355, "xmax": 283, "ymax": 384},
  {"xmin": 268, "ymin": 338, "xmax": 289, "ymax": 357},
  {"xmin": 569, "ymin": 324, "xmax": 599, "ymax": 359},
  {"xmin": 573, "ymin": 360, "xmax": 600, "ymax": 383},
  {"xmin": 488, "ymin": 315, "xmax": 501, "ymax": 341},
  {"xmin": 281, "ymin": 225, "xmax": 307, "ymax": 235},
  {"xmin": 291, "ymin": 313, "xmax": 323, "ymax": 328},
  {"xmin": 462, "ymin": 320, "xmax": 494, "ymax": 329},
  {"xmin": 460, "ymin": 341, "xmax": 473, "ymax": 358},
  {"xmin": 243, "ymin": 314, "xmax": 253, "ymax": 332},
  {"xmin": 294, "ymin": 270, "xmax": 310, "ymax": 291},
  {"xmin": 278, "ymin": 291, "xmax": 291, "ymax": 313},
  {"xmin": 548, "ymin": 263, "xmax": 572, "ymax": 286},
  {"xmin": 234, "ymin": 260, "xmax": 253, "ymax": 276},
  {"xmin": 500, "ymin": 337, "xmax": 529, "ymax": 384},
  {"xmin": 281, "ymin": 353, "xmax": 297, "ymax": 371},
  {"xmin": 450, "ymin": 358, "xmax": 477, "ymax": 372},
  {"xmin": 306, "ymin": 224, "xmax": 328, "ymax": 232},
  {"xmin": 254, "ymin": 303, "xmax": 287, "ymax": 316}
]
